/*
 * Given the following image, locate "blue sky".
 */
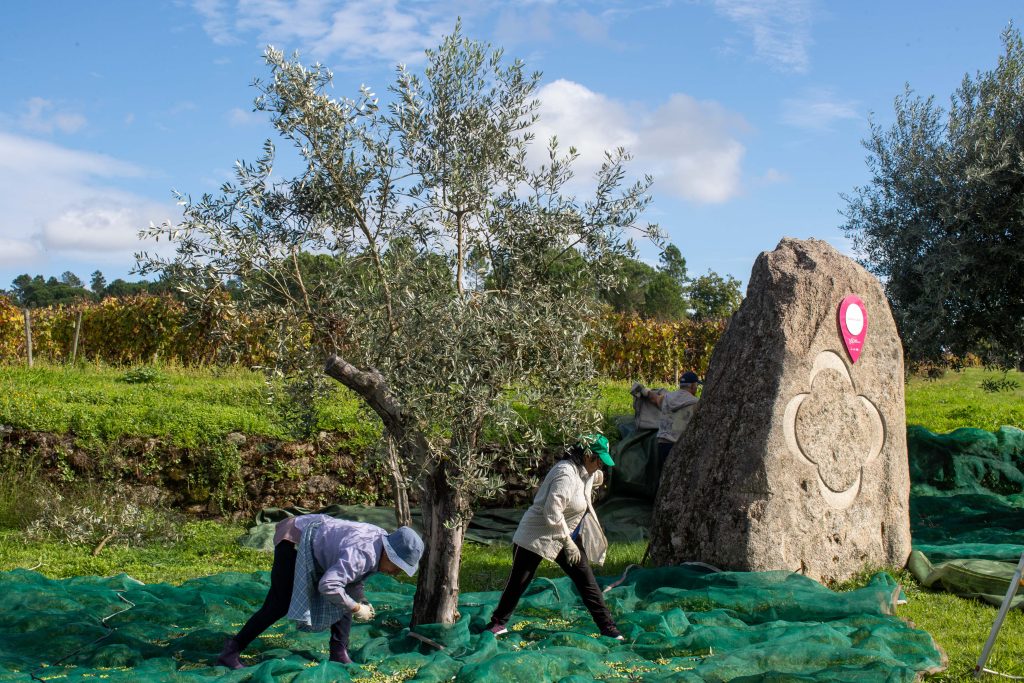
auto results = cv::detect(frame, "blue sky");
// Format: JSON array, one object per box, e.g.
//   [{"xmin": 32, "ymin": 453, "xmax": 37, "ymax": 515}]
[{"xmin": 1, "ymin": 1, "xmax": 1020, "ymax": 291}]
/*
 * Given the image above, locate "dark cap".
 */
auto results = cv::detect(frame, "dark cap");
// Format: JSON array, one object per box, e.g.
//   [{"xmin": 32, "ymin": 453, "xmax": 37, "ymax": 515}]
[{"xmin": 679, "ymin": 371, "xmax": 701, "ymax": 385}]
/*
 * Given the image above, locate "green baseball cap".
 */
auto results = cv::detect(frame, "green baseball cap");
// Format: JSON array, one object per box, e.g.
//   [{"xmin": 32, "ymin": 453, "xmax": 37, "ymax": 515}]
[{"xmin": 581, "ymin": 433, "xmax": 615, "ymax": 467}]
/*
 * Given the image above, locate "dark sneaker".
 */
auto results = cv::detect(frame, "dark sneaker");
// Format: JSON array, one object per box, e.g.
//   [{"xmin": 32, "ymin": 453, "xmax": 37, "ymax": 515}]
[
  {"xmin": 485, "ymin": 623, "xmax": 508, "ymax": 636},
  {"xmin": 215, "ymin": 637, "xmax": 246, "ymax": 669}
]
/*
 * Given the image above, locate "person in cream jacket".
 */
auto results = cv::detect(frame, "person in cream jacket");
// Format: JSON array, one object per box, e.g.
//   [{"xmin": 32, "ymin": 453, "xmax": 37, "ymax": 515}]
[{"xmin": 484, "ymin": 435, "xmax": 622, "ymax": 639}]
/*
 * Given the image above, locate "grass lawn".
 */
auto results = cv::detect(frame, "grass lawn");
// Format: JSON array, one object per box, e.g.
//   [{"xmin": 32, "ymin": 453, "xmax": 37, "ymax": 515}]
[
  {"xmin": 905, "ymin": 367, "xmax": 1024, "ymax": 432},
  {"xmin": 0, "ymin": 364, "xmax": 633, "ymax": 449},
  {"xmin": 2, "ymin": 365, "xmax": 1021, "ymax": 446},
  {"xmin": 0, "ymin": 363, "xmax": 283, "ymax": 447}
]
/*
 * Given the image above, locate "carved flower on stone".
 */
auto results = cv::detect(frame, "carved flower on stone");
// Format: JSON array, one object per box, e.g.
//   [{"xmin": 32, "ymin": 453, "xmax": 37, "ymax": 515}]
[{"xmin": 783, "ymin": 351, "xmax": 885, "ymax": 509}]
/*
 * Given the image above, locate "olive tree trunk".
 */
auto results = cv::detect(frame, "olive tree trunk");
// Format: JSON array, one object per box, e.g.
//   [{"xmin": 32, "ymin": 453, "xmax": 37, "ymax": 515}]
[
  {"xmin": 411, "ymin": 458, "xmax": 469, "ymax": 626},
  {"xmin": 325, "ymin": 355, "xmax": 415, "ymax": 526},
  {"xmin": 325, "ymin": 354, "xmax": 465, "ymax": 625}
]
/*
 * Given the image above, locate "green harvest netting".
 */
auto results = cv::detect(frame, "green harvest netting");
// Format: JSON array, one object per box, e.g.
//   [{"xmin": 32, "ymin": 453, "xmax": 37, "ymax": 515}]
[
  {"xmin": 906, "ymin": 425, "xmax": 1024, "ymax": 607},
  {"xmin": 0, "ymin": 565, "xmax": 944, "ymax": 682},
  {"xmin": 4, "ymin": 424, "xmax": 1022, "ymax": 681}
]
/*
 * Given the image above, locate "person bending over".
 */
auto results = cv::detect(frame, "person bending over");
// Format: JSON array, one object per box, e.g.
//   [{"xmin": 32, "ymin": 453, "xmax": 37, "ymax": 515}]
[
  {"xmin": 216, "ymin": 515, "xmax": 424, "ymax": 669},
  {"xmin": 484, "ymin": 434, "xmax": 623, "ymax": 640},
  {"xmin": 632, "ymin": 370, "xmax": 700, "ymax": 466}
]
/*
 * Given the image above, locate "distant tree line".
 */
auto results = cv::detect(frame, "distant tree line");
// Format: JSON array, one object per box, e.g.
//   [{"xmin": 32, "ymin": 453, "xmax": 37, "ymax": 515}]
[
  {"xmin": 2, "ymin": 270, "xmax": 171, "ymax": 308},
  {"xmin": 4, "ymin": 251, "xmax": 743, "ymax": 320},
  {"xmin": 595, "ymin": 245, "xmax": 742, "ymax": 322}
]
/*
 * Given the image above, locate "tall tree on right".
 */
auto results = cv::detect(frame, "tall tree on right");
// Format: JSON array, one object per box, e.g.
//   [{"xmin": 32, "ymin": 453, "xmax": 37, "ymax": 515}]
[{"xmin": 842, "ymin": 25, "xmax": 1024, "ymax": 369}]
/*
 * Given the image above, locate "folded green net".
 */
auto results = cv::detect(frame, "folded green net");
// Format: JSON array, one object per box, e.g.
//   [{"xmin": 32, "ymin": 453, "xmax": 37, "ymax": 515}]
[
  {"xmin": 0, "ymin": 565, "xmax": 943, "ymax": 682},
  {"xmin": 908, "ymin": 426, "xmax": 1024, "ymax": 605}
]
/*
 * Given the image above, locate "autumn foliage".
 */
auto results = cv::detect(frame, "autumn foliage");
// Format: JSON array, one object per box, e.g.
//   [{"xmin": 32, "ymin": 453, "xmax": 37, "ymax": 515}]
[
  {"xmin": 1, "ymin": 295, "xmax": 726, "ymax": 379},
  {"xmin": 0, "ymin": 295, "xmax": 280, "ymax": 366},
  {"xmin": 590, "ymin": 313, "xmax": 726, "ymax": 383}
]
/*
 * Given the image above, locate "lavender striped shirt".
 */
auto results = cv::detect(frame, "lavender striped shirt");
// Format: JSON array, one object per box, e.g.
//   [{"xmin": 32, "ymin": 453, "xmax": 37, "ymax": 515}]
[{"xmin": 274, "ymin": 514, "xmax": 386, "ymax": 610}]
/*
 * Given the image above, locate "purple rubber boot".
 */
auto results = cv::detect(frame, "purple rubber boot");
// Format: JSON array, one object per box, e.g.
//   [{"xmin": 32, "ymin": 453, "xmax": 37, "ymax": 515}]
[{"xmin": 329, "ymin": 641, "xmax": 353, "ymax": 664}]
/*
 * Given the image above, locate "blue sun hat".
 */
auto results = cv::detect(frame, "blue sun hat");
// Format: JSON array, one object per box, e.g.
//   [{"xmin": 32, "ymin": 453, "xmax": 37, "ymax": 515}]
[
  {"xmin": 581, "ymin": 433, "xmax": 615, "ymax": 467},
  {"xmin": 383, "ymin": 526, "xmax": 424, "ymax": 576}
]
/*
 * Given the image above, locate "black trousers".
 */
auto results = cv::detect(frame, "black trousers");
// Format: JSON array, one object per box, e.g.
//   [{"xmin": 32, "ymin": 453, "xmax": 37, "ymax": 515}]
[
  {"xmin": 233, "ymin": 541, "xmax": 364, "ymax": 650},
  {"xmin": 489, "ymin": 540, "xmax": 619, "ymax": 636}
]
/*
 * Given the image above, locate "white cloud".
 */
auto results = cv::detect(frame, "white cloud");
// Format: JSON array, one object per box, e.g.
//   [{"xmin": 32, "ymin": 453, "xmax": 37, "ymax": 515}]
[
  {"xmin": 638, "ymin": 94, "xmax": 748, "ymax": 203},
  {"xmin": 0, "ymin": 238, "xmax": 38, "ymax": 266},
  {"xmin": 760, "ymin": 167, "xmax": 788, "ymax": 184},
  {"xmin": 18, "ymin": 97, "xmax": 87, "ymax": 134},
  {"xmin": 192, "ymin": 0, "xmax": 453, "ymax": 66},
  {"xmin": 781, "ymin": 87, "xmax": 859, "ymax": 130},
  {"xmin": 227, "ymin": 107, "xmax": 262, "ymax": 126},
  {"xmin": 40, "ymin": 205, "xmax": 165, "ymax": 252},
  {"xmin": 0, "ymin": 133, "xmax": 177, "ymax": 273},
  {"xmin": 532, "ymin": 80, "xmax": 748, "ymax": 204},
  {"xmin": 0, "ymin": 133, "xmax": 140, "ymax": 179},
  {"xmin": 193, "ymin": 1, "xmax": 646, "ymax": 66},
  {"xmin": 531, "ymin": 79, "xmax": 637, "ymax": 172},
  {"xmin": 713, "ymin": 0, "xmax": 814, "ymax": 73},
  {"xmin": 193, "ymin": 0, "xmax": 239, "ymax": 45},
  {"xmin": 313, "ymin": 2, "xmax": 452, "ymax": 66}
]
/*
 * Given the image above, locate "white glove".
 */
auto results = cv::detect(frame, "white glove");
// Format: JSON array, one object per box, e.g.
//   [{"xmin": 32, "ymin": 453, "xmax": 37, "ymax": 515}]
[
  {"xmin": 590, "ymin": 469, "xmax": 604, "ymax": 489},
  {"xmin": 563, "ymin": 538, "xmax": 581, "ymax": 566},
  {"xmin": 352, "ymin": 602, "xmax": 375, "ymax": 622}
]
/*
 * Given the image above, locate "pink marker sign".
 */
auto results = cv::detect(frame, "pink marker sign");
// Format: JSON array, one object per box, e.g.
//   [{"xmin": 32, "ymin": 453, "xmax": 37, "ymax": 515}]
[{"xmin": 838, "ymin": 295, "xmax": 867, "ymax": 363}]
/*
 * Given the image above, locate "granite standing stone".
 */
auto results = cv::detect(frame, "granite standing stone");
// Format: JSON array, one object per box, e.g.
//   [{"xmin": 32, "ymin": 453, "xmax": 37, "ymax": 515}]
[{"xmin": 649, "ymin": 238, "xmax": 911, "ymax": 582}]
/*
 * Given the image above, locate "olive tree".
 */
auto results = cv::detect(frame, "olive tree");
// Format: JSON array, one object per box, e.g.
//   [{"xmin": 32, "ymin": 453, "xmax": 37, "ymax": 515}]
[
  {"xmin": 139, "ymin": 25, "xmax": 658, "ymax": 625},
  {"xmin": 842, "ymin": 26, "xmax": 1024, "ymax": 368}
]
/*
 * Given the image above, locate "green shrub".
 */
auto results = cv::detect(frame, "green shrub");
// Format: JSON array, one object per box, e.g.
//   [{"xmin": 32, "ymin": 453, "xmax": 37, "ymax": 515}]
[
  {"xmin": 0, "ymin": 443, "xmax": 47, "ymax": 530},
  {"xmin": 119, "ymin": 365, "xmax": 163, "ymax": 384},
  {"xmin": 981, "ymin": 375, "xmax": 1021, "ymax": 393},
  {"xmin": 189, "ymin": 440, "xmax": 245, "ymax": 511},
  {"xmin": 24, "ymin": 482, "xmax": 183, "ymax": 553}
]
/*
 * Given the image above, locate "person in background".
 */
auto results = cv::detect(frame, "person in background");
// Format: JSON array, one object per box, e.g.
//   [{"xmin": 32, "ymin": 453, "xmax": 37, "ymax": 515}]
[
  {"xmin": 483, "ymin": 434, "xmax": 624, "ymax": 640},
  {"xmin": 631, "ymin": 370, "xmax": 701, "ymax": 465},
  {"xmin": 216, "ymin": 516, "xmax": 424, "ymax": 669}
]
